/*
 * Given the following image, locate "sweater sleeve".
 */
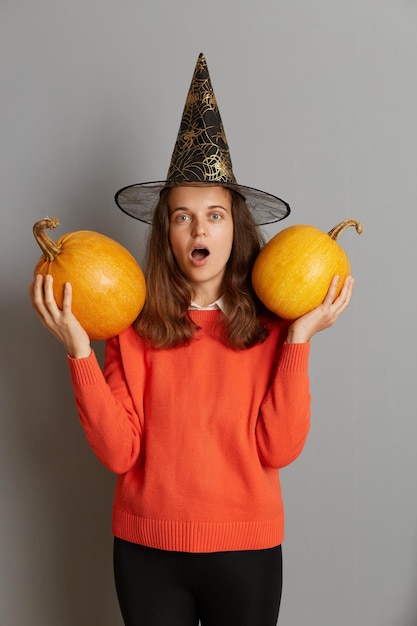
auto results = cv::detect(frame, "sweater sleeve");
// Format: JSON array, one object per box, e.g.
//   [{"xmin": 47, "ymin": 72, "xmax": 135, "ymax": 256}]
[
  {"xmin": 67, "ymin": 335, "xmax": 144, "ymax": 474},
  {"xmin": 255, "ymin": 341, "xmax": 311, "ymax": 469}
]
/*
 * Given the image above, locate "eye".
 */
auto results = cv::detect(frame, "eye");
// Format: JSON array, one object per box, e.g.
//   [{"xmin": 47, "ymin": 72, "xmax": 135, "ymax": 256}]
[
  {"xmin": 174, "ymin": 213, "xmax": 191, "ymax": 223},
  {"xmin": 210, "ymin": 212, "xmax": 223, "ymax": 221}
]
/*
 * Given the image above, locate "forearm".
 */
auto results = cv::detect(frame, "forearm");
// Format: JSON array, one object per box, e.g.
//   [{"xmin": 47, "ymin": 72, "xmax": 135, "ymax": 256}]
[
  {"xmin": 256, "ymin": 342, "xmax": 311, "ymax": 468},
  {"xmin": 68, "ymin": 350, "xmax": 143, "ymax": 473}
]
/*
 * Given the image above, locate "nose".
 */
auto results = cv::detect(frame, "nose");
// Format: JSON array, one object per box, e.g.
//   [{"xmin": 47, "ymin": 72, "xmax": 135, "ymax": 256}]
[{"xmin": 191, "ymin": 217, "xmax": 206, "ymax": 237}]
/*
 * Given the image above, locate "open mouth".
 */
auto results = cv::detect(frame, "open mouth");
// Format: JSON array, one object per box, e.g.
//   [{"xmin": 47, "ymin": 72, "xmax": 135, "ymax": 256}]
[{"xmin": 191, "ymin": 246, "xmax": 210, "ymax": 260}]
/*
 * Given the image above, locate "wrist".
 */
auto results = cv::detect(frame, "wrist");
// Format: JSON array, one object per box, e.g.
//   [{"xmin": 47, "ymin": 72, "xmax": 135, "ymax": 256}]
[
  {"xmin": 67, "ymin": 344, "xmax": 92, "ymax": 359},
  {"xmin": 285, "ymin": 328, "xmax": 310, "ymax": 344}
]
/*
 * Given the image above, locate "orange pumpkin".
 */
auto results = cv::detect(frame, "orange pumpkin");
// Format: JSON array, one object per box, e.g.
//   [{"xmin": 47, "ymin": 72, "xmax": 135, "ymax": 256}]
[
  {"xmin": 252, "ymin": 219, "xmax": 363, "ymax": 320},
  {"xmin": 33, "ymin": 217, "xmax": 146, "ymax": 341}
]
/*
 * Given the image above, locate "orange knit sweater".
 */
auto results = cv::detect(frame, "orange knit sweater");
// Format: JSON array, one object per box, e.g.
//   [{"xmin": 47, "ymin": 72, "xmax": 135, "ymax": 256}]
[{"xmin": 68, "ymin": 309, "xmax": 311, "ymax": 553}]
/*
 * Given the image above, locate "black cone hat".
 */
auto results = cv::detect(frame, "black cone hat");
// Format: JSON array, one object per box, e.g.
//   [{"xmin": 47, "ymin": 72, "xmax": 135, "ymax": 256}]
[{"xmin": 115, "ymin": 53, "xmax": 290, "ymax": 225}]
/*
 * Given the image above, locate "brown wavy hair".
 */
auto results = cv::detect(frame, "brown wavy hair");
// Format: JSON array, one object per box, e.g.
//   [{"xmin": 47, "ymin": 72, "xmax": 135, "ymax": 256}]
[{"xmin": 135, "ymin": 185, "xmax": 269, "ymax": 349}]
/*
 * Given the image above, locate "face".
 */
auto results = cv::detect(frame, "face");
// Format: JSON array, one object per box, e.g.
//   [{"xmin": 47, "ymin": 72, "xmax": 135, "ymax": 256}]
[{"xmin": 168, "ymin": 185, "xmax": 234, "ymax": 304}]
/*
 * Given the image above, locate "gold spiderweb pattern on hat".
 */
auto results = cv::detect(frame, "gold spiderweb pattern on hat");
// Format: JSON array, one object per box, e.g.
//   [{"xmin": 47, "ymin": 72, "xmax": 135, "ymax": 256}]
[{"xmin": 166, "ymin": 65, "xmax": 237, "ymax": 185}]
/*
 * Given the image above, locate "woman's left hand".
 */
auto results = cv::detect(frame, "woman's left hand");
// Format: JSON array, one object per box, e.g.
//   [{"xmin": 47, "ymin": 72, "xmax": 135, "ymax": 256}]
[{"xmin": 285, "ymin": 275, "xmax": 354, "ymax": 344}]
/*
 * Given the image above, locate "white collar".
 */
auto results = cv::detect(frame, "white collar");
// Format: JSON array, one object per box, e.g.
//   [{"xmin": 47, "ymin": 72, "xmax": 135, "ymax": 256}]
[{"xmin": 189, "ymin": 295, "xmax": 226, "ymax": 313}]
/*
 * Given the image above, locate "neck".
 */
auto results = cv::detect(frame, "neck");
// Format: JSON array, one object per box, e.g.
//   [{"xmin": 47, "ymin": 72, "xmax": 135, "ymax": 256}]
[{"xmin": 191, "ymin": 288, "xmax": 222, "ymax": 308}]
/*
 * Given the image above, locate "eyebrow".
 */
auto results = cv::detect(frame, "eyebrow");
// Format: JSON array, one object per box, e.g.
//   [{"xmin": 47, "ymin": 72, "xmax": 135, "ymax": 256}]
[{"xmin": 169, "ymin": 204, "xmax": 229, "ymax": 213}]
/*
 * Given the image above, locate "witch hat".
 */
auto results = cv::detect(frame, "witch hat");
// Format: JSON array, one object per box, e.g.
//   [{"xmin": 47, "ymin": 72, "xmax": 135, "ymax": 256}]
[{"xmin": 115, "ymin": 53, "xmax": 290, "ymax": 225}]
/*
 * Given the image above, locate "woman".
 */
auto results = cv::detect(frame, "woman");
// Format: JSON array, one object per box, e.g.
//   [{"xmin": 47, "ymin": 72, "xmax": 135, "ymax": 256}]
[
  {"xmin": 30, "ymin": 54, "xmax": 354, "ymax": 625},
  {"xmin": 30, "ymin": 182, "xmax": 353, "ymax": 625}
]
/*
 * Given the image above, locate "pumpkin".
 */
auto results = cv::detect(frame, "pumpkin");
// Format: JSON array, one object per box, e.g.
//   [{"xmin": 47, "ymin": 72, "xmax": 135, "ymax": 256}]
[
  {"xmin": 252, "ymin": 218, "xmax": 363, "ymax": 320},
  {"xmin": 33, "ymin": 217, "xmax": 146, "ymax": 341}
]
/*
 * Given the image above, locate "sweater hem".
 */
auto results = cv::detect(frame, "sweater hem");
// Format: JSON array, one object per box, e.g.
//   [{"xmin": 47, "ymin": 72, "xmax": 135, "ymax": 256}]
[{"xmin": 112, "ymin": 509, "xmax": 284, "ymax": 553}]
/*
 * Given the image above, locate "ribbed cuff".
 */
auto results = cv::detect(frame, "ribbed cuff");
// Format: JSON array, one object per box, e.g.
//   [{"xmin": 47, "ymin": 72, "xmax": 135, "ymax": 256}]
[
  {"xmin": 277, "ymin": 341, "xmax": 310, "ymax": 372},
  {"xmin": 67, "ymin": 350, "xmax": 103, "ymax": 387}
]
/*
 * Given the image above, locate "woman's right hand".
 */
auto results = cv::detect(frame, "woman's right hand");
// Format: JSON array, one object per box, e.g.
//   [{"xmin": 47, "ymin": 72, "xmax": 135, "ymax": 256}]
[{"xmin": 29, "ymin": 274, "xmax": 92, "ymax": 359}]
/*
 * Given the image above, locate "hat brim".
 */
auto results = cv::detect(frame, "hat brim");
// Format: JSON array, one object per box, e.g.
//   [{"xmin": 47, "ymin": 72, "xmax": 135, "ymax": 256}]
[{"xmin": 115, "ymin": 181, "xmax": 290, "ymax": 226}]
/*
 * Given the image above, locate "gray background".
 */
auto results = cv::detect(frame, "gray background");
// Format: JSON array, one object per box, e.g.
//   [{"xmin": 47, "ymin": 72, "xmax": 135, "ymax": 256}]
[{"xmin": 1, "ymin": 1, "xmax": 416, "ymax": 624}]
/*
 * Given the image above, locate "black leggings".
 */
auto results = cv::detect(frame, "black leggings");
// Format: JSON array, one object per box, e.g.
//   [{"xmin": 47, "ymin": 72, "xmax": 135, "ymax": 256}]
[{"xmin": 113, "ymin": 538, "xmax": 282, "ymax": 626}]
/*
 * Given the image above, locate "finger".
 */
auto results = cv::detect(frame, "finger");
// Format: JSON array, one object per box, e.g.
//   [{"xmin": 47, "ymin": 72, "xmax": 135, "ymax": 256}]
[
  {"xmin": 322, "ymin": 275, "xmax": 340, "ymax": 306},
  {"xmin": 331, "ymin": 276, "xmax": 354, "ymax": 316},
  {"xmin": 337, "ymin": 276, "xmax": 354, "ymax": 305},
  {"xmin": 31, "ymin": 274, "xmax": 47, "ymax": 312},
  {"xmin": 29, "ymin": 280, "xmax": 41, "ymax": 315},
  {"xmin": 42, "ymin": 274, "xmax": 63, "ymax": 315},
  {"xmin": 61, "ymin": 282, "xmax": 73, "ymax": 313},
  {"xmin": 30, "ymin": 275, "xmax": 56, "ymax": 329}
]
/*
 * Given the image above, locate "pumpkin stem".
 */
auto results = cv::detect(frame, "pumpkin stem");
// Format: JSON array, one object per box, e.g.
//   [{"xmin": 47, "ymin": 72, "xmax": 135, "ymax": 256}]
[
  {"xmin": 33, "ymin": 217, "xmax": 63, "ymax": 261},
  {"xmin": 327, "ymin": 219, "xmax": 363, "ymax": 240}
]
